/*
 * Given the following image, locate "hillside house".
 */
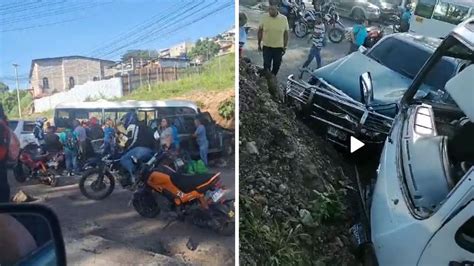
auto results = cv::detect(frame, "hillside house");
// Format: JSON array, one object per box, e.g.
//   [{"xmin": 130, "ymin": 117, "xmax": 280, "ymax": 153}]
[{"xmin": 29, "ymin": 56, "xmax": 117, "ymax": 98}]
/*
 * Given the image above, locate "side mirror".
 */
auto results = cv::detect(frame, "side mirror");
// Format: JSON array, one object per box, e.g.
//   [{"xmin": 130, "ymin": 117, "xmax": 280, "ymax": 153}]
[
  {"xmin": 358, "ymin": 45, "xmax": 367, "ymax": 54},
  {"xmin": 0, "ymin": 204, "xmax": 66, "ymax": 266},
  {"xmin": 131, "ymin": 156, "xmax": 138, "ymax": 164},
  {"xmin": 360, "ymin": 72, "xmax": 374, "ymax": 106}
]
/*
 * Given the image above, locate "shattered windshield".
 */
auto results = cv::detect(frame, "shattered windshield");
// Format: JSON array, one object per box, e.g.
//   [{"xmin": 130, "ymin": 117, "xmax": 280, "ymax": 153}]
[{"xmin": 368, "ymin": 37, "xmax": 457, "ymax": 91}]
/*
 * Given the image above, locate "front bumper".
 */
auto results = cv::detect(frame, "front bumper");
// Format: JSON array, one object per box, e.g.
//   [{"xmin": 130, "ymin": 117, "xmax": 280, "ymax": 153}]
[{"xmin": 285, "ymin": 75, "xmax": 394, "ymax": 147}]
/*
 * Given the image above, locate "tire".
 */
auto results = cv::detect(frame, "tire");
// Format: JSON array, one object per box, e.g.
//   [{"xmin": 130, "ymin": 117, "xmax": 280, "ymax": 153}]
[
  {"xmin": 13, "ymin": 163, "xmax": 28, "ymax": 183},
  {"xmin": 216, "ymin": 221, "xmax": 235, "ymax": 236},
  {"xmin": 79, "ymin": 168, "xmax": 115, "ymax": 200},
  {"xmin": 132, "ymin": 189, "xmax": 160, "ymax": 218},
  {"xmin": 294, "ymin": 20, "xmax": 308, "ymax": 38},
  {"xmin": 352, "ymin": 9, "xmax": 365, "ymax": 21},
  {"xmin": 328, "ymin": 27, "xmax": 344, "ymax": 43},
  {"xmin": 49, "ymin": 176, "xmax": 59, "ymax": 187}
]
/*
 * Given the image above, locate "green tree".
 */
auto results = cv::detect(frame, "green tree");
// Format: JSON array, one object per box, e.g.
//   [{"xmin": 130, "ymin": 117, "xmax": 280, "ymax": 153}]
[
  {"xmin": 189, "ymin": 39, "xmax": 220, "ymax": 61},
  {"xmin": 0, "ymin": 82, "xmax": 9, "ymax": 94},
  {"xmin": 121, "ymin": 49, "xmax": 159, "ymax": 62}
]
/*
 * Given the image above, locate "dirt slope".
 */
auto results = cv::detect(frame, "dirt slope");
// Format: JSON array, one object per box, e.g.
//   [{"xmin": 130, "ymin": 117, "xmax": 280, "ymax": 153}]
[
  {"xmin": 177, "ymin": 89, "xmax": 235, "ymax": 129},
  {"xmin": 239, "ymin": 59, "xmax": 358, "ymax": 265}
]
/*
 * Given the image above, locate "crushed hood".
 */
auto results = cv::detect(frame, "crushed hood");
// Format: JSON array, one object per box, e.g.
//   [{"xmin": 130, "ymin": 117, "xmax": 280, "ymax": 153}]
[{"xmin": 313, "ymin": 52, "xmax": 413, "ymax": 104}]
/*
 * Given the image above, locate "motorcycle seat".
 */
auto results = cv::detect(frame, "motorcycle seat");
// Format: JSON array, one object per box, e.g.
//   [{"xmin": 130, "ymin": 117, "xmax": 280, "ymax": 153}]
[{"xmin": 170, "ymin": 172, "xmax": 220, "ymax": 193}]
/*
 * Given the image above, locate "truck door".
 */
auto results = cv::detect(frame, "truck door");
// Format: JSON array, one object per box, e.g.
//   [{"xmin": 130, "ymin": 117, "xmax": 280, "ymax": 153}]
[{"xmin": 418, "ymin": 200, "xmax": 474, "ymax": 265}]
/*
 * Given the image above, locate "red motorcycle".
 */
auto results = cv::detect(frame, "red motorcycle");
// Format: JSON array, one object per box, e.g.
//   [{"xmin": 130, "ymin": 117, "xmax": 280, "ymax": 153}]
[
  {"xmin": 13, "ymin": 144, "xmax": 64, "ymax": 187},
  {"xmin": 364, "ymin": 25, "xmax": 385, "ymax": 48}
]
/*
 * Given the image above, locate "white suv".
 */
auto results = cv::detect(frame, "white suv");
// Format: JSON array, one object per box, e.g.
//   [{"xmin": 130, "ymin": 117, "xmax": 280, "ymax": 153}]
[{"xmin": 8, "ymin": 120, "xmax": 37, "ymax": 149}]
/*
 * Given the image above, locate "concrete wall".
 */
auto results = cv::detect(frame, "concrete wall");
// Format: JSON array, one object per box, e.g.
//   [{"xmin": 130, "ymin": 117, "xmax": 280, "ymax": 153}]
[
  {"xmin": 31, "ymin": 58, "xmax": 118, "ymax": 98},
  {"xmin": 31, "ymin": 59, "xmax": 64, "ymax": 97},
  {"xmin": 33, "ymin": 77, "xmax": 123, "ymax": 113},
  {"xmin": 63, "ymin": 58, "xmax": 102, "ymax": 87}
]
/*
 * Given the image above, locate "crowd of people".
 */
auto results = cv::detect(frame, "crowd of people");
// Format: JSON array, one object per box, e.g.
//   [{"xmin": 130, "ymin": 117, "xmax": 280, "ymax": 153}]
[
  {"xmin": 31, "ymin": 111, "xmax": 210, "ymax": 185},
  {"xmin": 239, "ymin": 0, "xmax": 413, "ymax": 76}
]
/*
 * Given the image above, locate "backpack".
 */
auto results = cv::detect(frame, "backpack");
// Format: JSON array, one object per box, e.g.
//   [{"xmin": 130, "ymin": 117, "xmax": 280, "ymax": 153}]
[{"xmin": 65, "ymin": 131, "xmax": 78, "ymax": 150}]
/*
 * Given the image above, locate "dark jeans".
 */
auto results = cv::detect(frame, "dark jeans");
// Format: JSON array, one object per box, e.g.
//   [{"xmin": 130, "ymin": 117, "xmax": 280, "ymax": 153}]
[
  {"xmin": 64, "ymin": 149, "xmax": 79, "ymax": 173},
  {"xmin": 0, "ymin": 160, "xmax": 9, "ymax": 203},
  {"xmin": 263, "ymin": 46, "xmax": 284, "ymax": 75},
  {"xmin": 302, "ymin": 45, "xmax": 322, "ymax": 69},
  {"xmin": 120, "ymin": 147, "xmax": 154, "ymax": 182},
  {"xmin": 348, "ymin": 43, "xmax": 359, "ymax": 54}
]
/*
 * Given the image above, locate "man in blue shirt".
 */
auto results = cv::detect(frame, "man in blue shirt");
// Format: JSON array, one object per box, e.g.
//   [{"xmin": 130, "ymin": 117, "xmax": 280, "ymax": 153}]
[
  {"xmin": 193, "ymin": 118, "xmax": 209, "ymax": 166},
  {"xmin": 400, "ymin": 6, "xmax": 412, "ymax": 32},
  {"xmin": 171, "ymin": 120, "xmax": 180, "ymax": 151},
  {"xmin": 349, "ymin": 19, "xmax": 368, "ymax": 53}
]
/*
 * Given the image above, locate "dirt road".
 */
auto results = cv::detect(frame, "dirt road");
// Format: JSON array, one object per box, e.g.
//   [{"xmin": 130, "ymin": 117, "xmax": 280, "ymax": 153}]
[
  {"xmin": 8, "ymin": 159, "xmax": 235, "ymax": 266},
  {"xmin": 241, "ymin": 5, "xmax": 353, "ymax": 84}
]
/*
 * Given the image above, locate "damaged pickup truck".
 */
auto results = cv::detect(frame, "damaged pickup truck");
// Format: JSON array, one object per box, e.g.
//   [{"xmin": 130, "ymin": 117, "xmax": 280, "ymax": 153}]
[
  {"xmin": 285, "ymin": 33, "xmax": 468, "ymax": 149},
  {"xmin": 353, "ymin": 19, "xmax": 474, "ymax": 265}
]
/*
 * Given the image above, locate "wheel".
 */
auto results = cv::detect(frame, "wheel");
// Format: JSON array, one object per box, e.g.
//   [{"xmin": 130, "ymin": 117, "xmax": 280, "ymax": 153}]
[
  {"xmin": 328, "ymin": 27, "xmax": 344, "ymax": 43},
  {"xmin": 13, "ymin": 163, "xmax": 28, "ymax": 183},
  {"xmin": 49, "ymin": 175, "xmax": 59, "ymax": 187},
  {"xmin": 132, "ymin": 189, "xmax": 160, "ymax": 218},
  {"xmin": 216, "ymin": 221, "xmax": 235, "ymax": 236},
  {"xmin": 79, "ymin": 168, "xmax": 115, "ymax": 200},
  {"xmin": 294, "ymin": 20, "xmax": 308, "ymax": 38},
  {"xmin": 352, "ymin": 9, "xmax": 365, "ymax": 21}
]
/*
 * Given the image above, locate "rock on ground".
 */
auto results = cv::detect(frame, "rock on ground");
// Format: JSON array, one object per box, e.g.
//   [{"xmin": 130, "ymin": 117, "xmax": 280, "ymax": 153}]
[{"xmin": 239, "ymin": 59, "xmax": 358, "ymax": 265}]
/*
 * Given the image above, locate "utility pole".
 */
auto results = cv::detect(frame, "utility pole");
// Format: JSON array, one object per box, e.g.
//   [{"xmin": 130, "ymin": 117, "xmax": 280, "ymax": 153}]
[{"xmin": 12, "ymin": 63, "xmax": 21, "ymax": 118}]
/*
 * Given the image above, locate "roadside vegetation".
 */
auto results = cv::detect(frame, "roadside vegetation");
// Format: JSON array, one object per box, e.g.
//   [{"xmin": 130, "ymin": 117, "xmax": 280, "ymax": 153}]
[{"xmin": 123, "ymin": 53, "xmax": 234, "ymax": 101}]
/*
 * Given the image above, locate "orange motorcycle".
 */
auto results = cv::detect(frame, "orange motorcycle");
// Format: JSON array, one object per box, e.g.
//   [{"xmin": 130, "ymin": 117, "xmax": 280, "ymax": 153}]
[{"xmin": 131, "ymin": 152, "xmax": 235, "ymax": 235}]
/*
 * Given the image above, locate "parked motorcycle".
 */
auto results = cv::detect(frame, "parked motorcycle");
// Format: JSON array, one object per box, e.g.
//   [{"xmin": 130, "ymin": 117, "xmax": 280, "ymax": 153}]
[
  {"xmin": 79, "ymin": 150, "xmax": 185, "ymax": 200},
  {"xmin": 294, "ymin": 6, "xmax": 345, "ymax": 43},
  {"xmin": 131, "ymin": 151, "xmax": 235, "ymax": 236},
  {"xmin": 13, "ymin": 144, "xmax": 64, "ymax": 187},
  {"xmin": 284, "ymin": 1, "xmax": 305, "ymax": 31}
]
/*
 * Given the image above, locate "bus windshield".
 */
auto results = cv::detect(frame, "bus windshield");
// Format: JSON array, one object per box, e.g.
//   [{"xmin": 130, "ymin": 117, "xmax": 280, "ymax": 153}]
[{"xmin": 412, "ymin": 0, "xmax": 474, "ymax": 38}]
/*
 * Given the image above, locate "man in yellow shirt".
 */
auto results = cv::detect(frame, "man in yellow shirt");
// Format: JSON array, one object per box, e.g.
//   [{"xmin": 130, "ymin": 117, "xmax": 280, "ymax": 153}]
[{"xmin": 258, "ymin": 1, "xmax": 289, "ymax": 76}]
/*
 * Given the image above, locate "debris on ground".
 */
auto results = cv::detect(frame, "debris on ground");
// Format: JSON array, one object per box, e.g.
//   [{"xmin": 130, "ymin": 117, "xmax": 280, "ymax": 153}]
[
  {"xmin": 12, "ymin": 190, "xmax": 37, "ymax": 203},
  {"xmin": 239, "ymin": 59, "xmax": 358, "ymax": 265},
  {"xmin": 186, "ymin": 237, "xmax": 198, "ymax": 251}
]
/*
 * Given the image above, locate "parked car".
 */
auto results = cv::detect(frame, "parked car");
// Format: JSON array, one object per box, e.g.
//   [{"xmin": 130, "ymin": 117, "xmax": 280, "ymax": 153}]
[
  {"xmin": 333, "ymin": 0, "xmax": 381, "ymax": 21},
  {"xmin": 8, "ymin": 120, "xmax": 37, "ymax": 149},
  {"xmin": 352, "ymin": 18, "xmax": 474, "ymax": 265},
  {"xmin": 149, "ymin": 112, "xmax": 234, "ymax": 158},
  {"xmin": 333, "ymin": 0, "xmax": 401, "ymax": 21},
  {"xmin": 285, "ymin": 33, "xmax": 467, "ymax": 148}
]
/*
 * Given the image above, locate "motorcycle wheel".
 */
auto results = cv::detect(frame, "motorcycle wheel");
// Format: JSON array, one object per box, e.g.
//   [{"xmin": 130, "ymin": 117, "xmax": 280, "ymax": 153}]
[
  {"xmin": 13, "ymin": 163, "xmax": 28, "ymax": 183},
  {"xmin": 79, "ymin": 168, "xmax": 115, "ymax": 200},
  {"xmin": 49, "ymin": 175, "xmax": 59, "ymax": 187},
  {"xmin": 328, "ymin": 27, "xmax": 344, "ymax": 43},
  {"xmin": 294, "ymin": 20, "xmax": 308, "ymax": 38},
  {"xmin": 132, "ymin": 189, "xmax": 160, "ymax": 218},
  {"xmin": 211, "ymin": 200, "xmax": 235, "ymax": 236}
]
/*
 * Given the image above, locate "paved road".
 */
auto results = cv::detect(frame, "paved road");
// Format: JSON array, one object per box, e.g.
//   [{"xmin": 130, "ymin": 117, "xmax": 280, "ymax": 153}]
[
  {"xmin": 241, "ymin": 5, "xmax": 354, "ymax": 85},
  {"xmin": 8, "ymin": 158, "xmax": 235, "ymax": 266}
]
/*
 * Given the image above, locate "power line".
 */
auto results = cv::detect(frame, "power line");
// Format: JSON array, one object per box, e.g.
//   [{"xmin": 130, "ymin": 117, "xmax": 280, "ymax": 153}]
[
  {"xmin": 1, "ymin": 1, "xmax": 110, "ymax": 25},
  {"xmin": 1, "ymin": 16, "xmax": 89, "ymax": 33},
  {"xmin": 94, "ymin": 0, "xmax": 219, "ymax": 59},
  {"xmin": 87, "ymin": 0, "xmax": 195, "ymax": 57},
  {"xmin": 0, "ymin": 0, "xmax": 65, "ymax": 15}
]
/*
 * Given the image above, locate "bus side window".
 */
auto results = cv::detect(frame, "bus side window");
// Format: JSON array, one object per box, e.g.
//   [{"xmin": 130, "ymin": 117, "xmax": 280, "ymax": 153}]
[
  {"xmin": 433, "ymin": 2, "xmax": 470, "ymax": 25},
  {"xmin": 415, "ymin": 0, "xmax": 436, "ymax": 18}
]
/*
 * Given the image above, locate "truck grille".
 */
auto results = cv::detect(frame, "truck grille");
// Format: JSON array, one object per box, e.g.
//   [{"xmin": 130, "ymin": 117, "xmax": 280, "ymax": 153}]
[
  {"xmin": 285, "ymin": 77, "xmax": 312, "ymax": 104},
  {"xmin": 286, "ymin": 75, "xmax": 394, "ymax": 142}
]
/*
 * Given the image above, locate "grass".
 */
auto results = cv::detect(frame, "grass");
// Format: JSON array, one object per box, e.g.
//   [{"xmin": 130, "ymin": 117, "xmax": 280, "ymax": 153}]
[{"xmin": 123, "ymin": 53, "xmax": 235, "ymax": 101}]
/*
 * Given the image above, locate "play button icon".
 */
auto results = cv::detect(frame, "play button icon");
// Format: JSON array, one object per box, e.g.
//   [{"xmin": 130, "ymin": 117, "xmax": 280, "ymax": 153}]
[{"xmin": 350, "ymin": 136, "xmax": 365, "ymax": 153}]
